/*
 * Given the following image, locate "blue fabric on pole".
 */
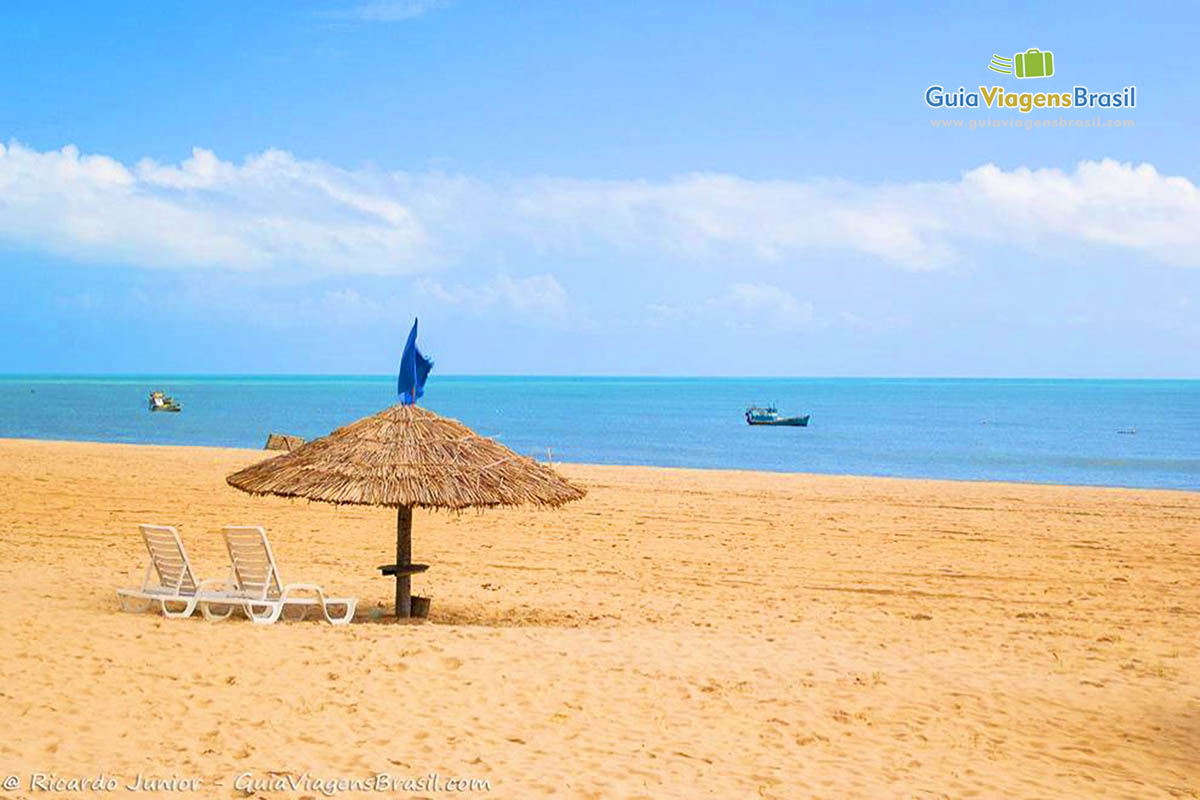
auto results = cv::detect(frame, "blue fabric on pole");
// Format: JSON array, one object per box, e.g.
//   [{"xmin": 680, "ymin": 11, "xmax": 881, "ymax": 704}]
[{"xmin": 397, "ymin": 318, "xmax": 433, "ymax": 405}]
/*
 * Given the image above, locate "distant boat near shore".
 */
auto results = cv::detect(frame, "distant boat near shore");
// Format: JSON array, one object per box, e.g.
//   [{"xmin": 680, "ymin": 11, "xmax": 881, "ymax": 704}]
[
  {"xmin": 745, "ymin": 405, "xmax": 809, "ymax": 427},
  {"xmin": 148, "ymin": 391, "xmax": 181, "ymax": 412}
]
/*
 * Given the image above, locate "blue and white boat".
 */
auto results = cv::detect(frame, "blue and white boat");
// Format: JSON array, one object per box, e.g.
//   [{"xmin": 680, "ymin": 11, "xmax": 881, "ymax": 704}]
[{"xmin": 744, "ymin": 405, "xmax": 808, "ymax": 427}]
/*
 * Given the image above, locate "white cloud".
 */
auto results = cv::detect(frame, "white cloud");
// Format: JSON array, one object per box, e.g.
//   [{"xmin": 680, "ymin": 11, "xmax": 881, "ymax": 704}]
[
  {"xmin": 510, "ymin": 174, "xmax": 955, "ymax": 267},
  {"xmin": 512, "ymin": 161, "xmax": 1200, "ymax": 269},
  {"xmin": 0, "ymin": 142, "xmax": 432, "ymax": 275},
  {"xmin": 415, "ymin": 273, "xmax": 569, "ymax": 316},
  {"xmin": 2, "ymin": 141, "xmax": 1199, "ymax": 275}
]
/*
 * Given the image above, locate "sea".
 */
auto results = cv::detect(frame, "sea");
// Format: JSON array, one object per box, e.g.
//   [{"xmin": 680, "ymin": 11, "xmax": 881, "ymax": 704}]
[{"xmin": 0, "ymin": 376, "xmax": 1197, "ymax": 491}]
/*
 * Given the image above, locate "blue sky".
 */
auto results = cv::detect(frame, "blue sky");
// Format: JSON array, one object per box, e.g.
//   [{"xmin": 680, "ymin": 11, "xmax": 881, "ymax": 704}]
[{"xmin": 1, "ymin": 0, "xmax": 1197, "ymax": 376}]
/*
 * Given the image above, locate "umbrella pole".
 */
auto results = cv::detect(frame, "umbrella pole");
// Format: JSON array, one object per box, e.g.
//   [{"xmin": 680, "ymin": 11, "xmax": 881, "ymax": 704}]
[{"xmin": 395, "ymin": 505, "xmax": 413, "ymax": 618}]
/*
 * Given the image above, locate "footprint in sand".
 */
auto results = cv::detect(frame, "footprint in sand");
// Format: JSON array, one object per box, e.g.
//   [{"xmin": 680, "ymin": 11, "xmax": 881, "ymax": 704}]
[{"xmin": 442, "ymin": 656, "xmax": 463, "ymax": 670}]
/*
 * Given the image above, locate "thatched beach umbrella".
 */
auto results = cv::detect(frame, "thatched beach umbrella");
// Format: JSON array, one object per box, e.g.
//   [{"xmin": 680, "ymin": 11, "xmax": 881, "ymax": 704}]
[{"xmin": 225, "ymin": 403, "xmax": 585, "ymax": 617}]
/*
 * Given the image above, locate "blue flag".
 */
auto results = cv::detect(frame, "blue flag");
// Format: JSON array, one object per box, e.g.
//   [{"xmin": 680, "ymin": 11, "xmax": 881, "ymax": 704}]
[{"xmin": 397, "ymin": 318, "xmax": 433, "ymax": 405}]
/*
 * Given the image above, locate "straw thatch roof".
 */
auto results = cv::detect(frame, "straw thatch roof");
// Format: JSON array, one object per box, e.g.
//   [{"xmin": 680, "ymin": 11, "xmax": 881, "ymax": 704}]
[{"xmin": 227, "ymin": 404, "xmax": 585, "ymax": 510}]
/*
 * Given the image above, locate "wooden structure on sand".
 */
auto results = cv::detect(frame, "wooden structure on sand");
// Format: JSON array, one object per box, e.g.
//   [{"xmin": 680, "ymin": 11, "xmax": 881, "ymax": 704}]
[{"xmin": 264, "ymin": 433, "xmax": 306, "ymax": 452}]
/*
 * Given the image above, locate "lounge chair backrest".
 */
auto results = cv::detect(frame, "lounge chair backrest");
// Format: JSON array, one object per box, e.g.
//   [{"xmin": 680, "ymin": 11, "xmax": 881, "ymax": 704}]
[
  {"xmin": 222, "ymin": 526, "xmax": 284, "ymax": 600},
  {"xmin": 138, "ymin": 524, "xmax": 199, "ymax": 594}
]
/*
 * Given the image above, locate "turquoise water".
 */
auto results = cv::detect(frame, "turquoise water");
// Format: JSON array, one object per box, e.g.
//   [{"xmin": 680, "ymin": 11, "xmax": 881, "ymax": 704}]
[{"xmin": 0, "ymin": 376, "xmax": 1197, "ymax": 490}]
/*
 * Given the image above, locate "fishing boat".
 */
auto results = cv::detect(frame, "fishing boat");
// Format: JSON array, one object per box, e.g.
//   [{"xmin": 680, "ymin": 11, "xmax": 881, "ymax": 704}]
[
  {"xmin": 745, "ymin": 405, "xmax": 808, "ymax": 427},
  {"xmin": 148, "ymin": 391, "xmax": 182, "ymax": 412}
]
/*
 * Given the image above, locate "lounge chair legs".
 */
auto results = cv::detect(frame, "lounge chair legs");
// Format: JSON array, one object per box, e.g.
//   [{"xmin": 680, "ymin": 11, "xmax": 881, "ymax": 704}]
[
  {"xmin": 157, "ymin": 597, "xmax": 199, "ymax": 618},
  {"xmin": 278, "ymin": 585, "xmax": 357, "ymax": 626},
  {"xmin": 322, "ymin": 599, "xmax": 357, "ymax": 626},
  {"xmin": 199, "ymin": 600, "xmax": 236, "ymax": 621},
  {"xmin": 238, "ymin": 597, "xmax": 355, "ymax": 625},
  {"xmin": 245, "ymin": 602, "xmax": 284, "ymax": 625}
]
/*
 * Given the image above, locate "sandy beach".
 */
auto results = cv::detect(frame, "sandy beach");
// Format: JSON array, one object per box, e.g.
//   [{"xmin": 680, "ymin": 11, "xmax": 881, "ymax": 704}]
[{"xmin": 0, "ymin": 436, "xmax": 1197, "ymax": 799}]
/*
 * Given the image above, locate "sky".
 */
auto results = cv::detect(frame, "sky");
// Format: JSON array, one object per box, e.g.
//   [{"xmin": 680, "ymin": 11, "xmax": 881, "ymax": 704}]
[{"xmin": 1, "ymin": 0, "xmax": 1198, "ymax": 377}]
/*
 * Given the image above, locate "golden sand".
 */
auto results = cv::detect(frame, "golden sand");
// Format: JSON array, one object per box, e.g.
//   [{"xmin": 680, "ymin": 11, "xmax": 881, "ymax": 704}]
[{"xmin": 0, "ymin": 438, "xmax": 1197, "ymax": 799}]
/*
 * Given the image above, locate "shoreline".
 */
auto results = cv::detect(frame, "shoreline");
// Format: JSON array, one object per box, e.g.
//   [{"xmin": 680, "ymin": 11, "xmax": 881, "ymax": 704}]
[{"xmin": 2, "ymin": 435, "xmax": 1196, "ymax": 496}]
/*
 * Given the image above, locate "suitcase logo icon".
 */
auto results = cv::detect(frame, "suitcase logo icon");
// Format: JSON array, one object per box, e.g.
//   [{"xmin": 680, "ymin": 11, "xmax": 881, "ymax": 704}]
[{"xmin": 988, "ymin": 49, "xmax": 1055, "ymax": 79}]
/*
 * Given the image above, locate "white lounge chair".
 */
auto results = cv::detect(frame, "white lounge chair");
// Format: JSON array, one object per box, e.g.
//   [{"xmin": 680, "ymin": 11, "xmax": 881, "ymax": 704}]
[
  {"xmin": 116, "ymin": 524, "xmax": 229, "ymax": 618},
  {"xmin": 206, "ymin": 526, "xmax": 357, "ymax": 625}
]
